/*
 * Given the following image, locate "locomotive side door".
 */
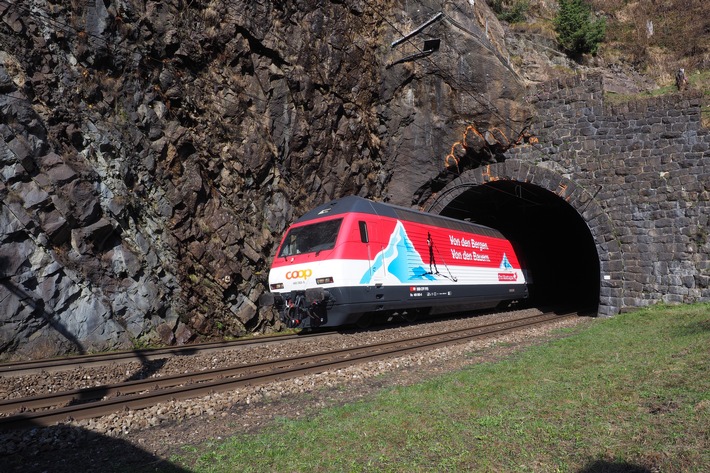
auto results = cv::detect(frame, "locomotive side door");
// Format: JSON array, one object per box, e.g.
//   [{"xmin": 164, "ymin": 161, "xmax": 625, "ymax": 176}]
[{"xmin": 359, "ymin": 218, "xmax": 386, "ymax": 287}]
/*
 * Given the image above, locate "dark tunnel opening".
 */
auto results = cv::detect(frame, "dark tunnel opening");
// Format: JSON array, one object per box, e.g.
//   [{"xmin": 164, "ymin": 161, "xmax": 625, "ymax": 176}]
[{"xmin": 437, "ymin": 181, "xmax": 600, "ymax": 313}]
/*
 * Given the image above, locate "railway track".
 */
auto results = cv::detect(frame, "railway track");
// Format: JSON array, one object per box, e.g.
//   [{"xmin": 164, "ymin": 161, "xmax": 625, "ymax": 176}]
[
  {"xmin": 0, "ymin": 331, "xmax": 334, "ymax": 377},
  {"xmin": 0, "ymin": 311, "xmax": 576, "ymax": 431}
]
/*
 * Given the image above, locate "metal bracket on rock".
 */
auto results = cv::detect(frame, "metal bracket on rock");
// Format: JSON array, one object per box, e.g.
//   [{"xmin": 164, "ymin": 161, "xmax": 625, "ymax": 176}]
[{"xmin": 386, "ymin": 12, "xmax": 443, "ymax": 69}]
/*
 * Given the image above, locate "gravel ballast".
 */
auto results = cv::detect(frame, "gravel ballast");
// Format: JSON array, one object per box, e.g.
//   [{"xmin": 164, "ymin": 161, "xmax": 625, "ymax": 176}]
[{"xmin": 1, "ymin": 309, "xmax": 594, "ymax": 472}]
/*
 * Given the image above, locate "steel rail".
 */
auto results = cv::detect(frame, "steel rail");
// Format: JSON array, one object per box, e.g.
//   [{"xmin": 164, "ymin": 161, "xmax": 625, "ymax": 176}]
[
  {"xmin": 0, "ymin": 312, "xmax": 575, "ymax": 431},
  {"xmin": 0, "ymin": 332, "xmax": 335, "ymax": 376},
  {"xmin": 0, "ymin": 312, "xmax": 570, "ymax": 422},
  {"xmin": 1, "ymin": 312, "xmax": 559, "ymax": 413}
]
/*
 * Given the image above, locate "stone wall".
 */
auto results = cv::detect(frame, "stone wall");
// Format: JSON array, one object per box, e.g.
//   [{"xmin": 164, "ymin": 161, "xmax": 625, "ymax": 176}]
[{"xmin": 433, "ymin": 73, "xmax": 710, "ymax": 315}]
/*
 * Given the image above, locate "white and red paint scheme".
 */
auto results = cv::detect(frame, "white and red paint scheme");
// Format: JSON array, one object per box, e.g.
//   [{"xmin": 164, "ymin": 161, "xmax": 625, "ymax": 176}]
[{"xmin": 264, "ymin": 196, "xmax": 529, "ymax": 328}]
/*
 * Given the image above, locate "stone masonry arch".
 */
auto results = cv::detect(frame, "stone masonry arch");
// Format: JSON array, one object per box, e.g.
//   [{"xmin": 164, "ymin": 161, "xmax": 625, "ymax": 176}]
[
  {"xmin": 423, "ymin": 160, "xmax": 623, "ymax": 316},
  {"xmin": 411, "ymin": 73, "xmax": 710, "ymax": 316}
]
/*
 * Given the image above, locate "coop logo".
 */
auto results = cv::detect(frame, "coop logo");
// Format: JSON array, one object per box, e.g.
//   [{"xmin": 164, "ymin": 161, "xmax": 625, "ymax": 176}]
[
  {"xmin": 286, "ymin": 269, "xmax": 313, "ymax": 280},
  {"xmin": 498, "ymin": 273, "xmax": 518, "ymax": 282}
]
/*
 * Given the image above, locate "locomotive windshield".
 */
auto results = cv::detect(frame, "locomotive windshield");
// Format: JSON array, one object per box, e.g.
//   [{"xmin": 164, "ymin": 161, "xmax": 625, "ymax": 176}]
[{"xmin": 278, "ymin": 218, "xmax": 343, "ymax": 257}]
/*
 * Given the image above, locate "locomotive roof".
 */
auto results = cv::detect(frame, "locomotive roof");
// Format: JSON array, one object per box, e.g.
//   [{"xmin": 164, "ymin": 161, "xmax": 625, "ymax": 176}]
[{"xmin": 296, "ymin": 195, "xmax": 506, "ymax": 239}]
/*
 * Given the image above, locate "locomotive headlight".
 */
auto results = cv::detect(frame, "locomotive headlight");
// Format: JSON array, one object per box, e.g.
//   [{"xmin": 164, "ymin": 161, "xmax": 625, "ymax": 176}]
[
  {"xmin": 316, "ymin": 277, "xmax": 334, "ymax": 285},
  {"xmin": 270, "ymin": 282, "xmax": 284, "ymax": 290}
]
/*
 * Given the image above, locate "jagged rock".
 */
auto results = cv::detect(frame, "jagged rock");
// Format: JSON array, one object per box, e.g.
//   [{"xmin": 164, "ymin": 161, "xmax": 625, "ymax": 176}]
[
  {"xmin": 174, "ymin": 323, "xmax": 193, "ymax": 345},
  {"xmin": 106, "ymin": 244, "xmax": 142, "ymax": 278},
  {"xmin": 156, "ymin": 323, "xmax": 175, "ymax": 345},
  {"xmin": 2, "ymin": 7, "xmax": 23, "ymax": 34},
  {"xmin": 15, "ymin": 181, "xmax": 50, "ymax": 209},
  {"xmin": 231, "ymin": 295, "xmax": 257, "ymax": 326},
  {"xmin": 0, "ymin": 65, "xmax": 13, "ymax": 91},
  {"xmin": 46, "ymin": 163, "xmax": 78, "ymax": 185},
  {"xmin": 1, "ymin": 162, "xmax": 26, "ymax": 183},
  {"xmin": 0, "ymin": 202, "xmax": 24, "ymax": 241},
  {"xmin": 0, "ymin": 0, "xmax": 536, "ymax": 356},
  {"xmin": 241, "ymin": 241, "xmax": 261, "ymax": 264},
  {"xmin": 66, "ymin": 180, "xmax": 102, "ymax": 225},
  {"xmin": 70, "ymin": 218, "xmax": 115, "ymax": 255},
  {"xmin": 7, "ymin": 137, "xmax": 36, "ymax": 173},
  {"xmin": 0, "ymin": 240, "xmax": 32, "ymax": 277},
  {"xmin": 38, "ymin": 209, "xmax": 69, "ymax": 244}
]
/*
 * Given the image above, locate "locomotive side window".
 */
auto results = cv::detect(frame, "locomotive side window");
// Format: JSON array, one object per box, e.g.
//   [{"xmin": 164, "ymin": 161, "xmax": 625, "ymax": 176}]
[
  {"xmin": 358, "ymin": 221, "xmax": 369, "ymax": 243},
  {"xmin": 278, "ymin": 218, "xmax": 344, "ymax": 257}
]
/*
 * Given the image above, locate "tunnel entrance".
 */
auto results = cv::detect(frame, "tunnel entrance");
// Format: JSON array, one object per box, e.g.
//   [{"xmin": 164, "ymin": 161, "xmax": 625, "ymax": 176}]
[{"xmin": 435, "ymin": 181, "xmax": 600, "ymax": 313}]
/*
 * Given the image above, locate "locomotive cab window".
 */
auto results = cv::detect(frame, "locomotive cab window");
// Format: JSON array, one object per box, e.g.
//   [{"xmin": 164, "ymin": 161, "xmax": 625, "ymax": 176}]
[
  {"xmin": 358, "ymin": 221, "xmax": 369, "ymax": 243},
  {"xmin": 278, "ymin": 218, "xmax": 343, "ymax": 257}
]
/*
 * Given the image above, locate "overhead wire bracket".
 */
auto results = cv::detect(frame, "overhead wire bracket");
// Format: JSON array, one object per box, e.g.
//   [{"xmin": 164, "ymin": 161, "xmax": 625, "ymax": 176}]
[
  {"xmin": 386, "ymin": 38, "xmax": 440, "ymax": 68},
  {"xmin": 390, "ymin": 12, "xmax": 443, "ymax": 48},
  {"xmin": 387, "ymin": 12, "xmax": 443, "ymax": 69}
]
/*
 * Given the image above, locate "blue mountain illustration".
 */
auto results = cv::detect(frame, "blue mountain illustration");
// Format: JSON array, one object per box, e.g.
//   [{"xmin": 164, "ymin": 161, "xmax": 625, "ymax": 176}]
[
  {"xmin": 360, "ymin": 221, "xmax": 437, "ymax": 284},
  {"xmin": 499, "ymin": 253, "xmax": 513, "ymax": 270}
]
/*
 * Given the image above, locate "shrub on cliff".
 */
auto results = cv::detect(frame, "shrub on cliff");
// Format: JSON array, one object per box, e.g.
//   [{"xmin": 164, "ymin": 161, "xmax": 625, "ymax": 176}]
[
  {"xmin": 489, "ymin": 0, "xmax": 530, "ymax": 24},
  {"xmin": 554, "ymin": 0, "xmax": 606, "ymax": 58}
]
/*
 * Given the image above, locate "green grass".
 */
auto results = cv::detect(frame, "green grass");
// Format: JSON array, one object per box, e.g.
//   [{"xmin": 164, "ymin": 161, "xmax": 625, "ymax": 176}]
[{"xmin": 169, "ymin": 303, "xmax": 709, "ymax": 472}]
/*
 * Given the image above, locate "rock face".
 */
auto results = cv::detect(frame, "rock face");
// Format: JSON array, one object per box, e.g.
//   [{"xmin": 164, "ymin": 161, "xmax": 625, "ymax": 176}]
[{"xmin": 1, "ymin": 1, "xmax": 532, "ymax": 356}]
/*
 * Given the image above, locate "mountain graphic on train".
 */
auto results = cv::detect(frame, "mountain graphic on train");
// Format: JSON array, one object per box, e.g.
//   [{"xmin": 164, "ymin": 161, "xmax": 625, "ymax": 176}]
[
  {"xmin": 360, "ymin": 221, "xmax": 441, "ymax": 285},
  {"xmin": 261, "ymin": 195, "xmax": 529, "ymax": 328}
]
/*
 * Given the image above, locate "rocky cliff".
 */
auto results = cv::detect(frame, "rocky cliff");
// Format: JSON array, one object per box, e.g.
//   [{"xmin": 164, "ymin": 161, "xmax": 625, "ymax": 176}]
[{"xmin": 1, "ymin": 0, "xmax": 534, "ymax": 357}]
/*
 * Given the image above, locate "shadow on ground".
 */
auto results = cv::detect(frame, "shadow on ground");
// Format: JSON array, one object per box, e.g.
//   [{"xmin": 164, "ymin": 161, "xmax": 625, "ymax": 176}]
[
  {"xmin": 2, "ymin": 421, "xmax": 190, "ymax": 473},
  {"xmin": 578, "ymin": 459, "xmax": 653, "ymax": 473}
]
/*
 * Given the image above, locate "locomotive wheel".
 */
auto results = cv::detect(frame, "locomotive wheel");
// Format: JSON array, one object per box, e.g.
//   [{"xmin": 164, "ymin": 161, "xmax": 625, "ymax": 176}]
[
  {"xmin": 400, "ymin": 310, "xmax": 418, "ymax": 323},
  {"xmin": 400, "ymin": 308, "xmax": 428, "ymax": 324},
  {"xmin": 355, "ymin": 313, "xmax": 375, "ymax": 329}
]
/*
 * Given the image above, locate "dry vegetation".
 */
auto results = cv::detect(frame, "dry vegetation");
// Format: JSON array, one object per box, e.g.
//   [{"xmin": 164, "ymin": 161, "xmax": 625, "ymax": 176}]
[
  {"xmin": 590, "ymin": 0, "xmax": 709, "ymax": 84},
  {"xmin": 508, "ymin": 0, "xmax": 709, "ymax": 90}
]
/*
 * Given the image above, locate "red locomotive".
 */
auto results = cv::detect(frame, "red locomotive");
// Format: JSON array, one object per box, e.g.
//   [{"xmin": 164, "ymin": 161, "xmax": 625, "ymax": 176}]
[{"xmin": 262, "ymin": 196, "xmax": 529, "ymax": 328}]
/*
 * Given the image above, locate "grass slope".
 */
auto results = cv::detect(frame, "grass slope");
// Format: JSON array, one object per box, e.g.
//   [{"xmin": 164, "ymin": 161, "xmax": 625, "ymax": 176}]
[{"xmin": 174, "ymin": 303, "xmax": 710, "ymax": 472}]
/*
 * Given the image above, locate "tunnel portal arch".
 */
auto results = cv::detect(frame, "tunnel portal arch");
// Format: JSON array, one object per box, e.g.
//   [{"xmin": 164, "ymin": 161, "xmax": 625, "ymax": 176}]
[{"xmin": 423, "ymin": 160, "xmax": 623, "ymax": 316}]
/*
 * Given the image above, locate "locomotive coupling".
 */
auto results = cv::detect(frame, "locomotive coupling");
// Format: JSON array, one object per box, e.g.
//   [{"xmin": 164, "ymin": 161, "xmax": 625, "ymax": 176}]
[{"xmin": 277, "ymin": 288, "xmax": 332, "ymax": 328}]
